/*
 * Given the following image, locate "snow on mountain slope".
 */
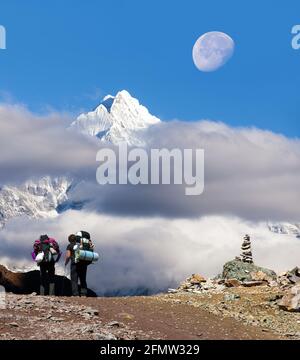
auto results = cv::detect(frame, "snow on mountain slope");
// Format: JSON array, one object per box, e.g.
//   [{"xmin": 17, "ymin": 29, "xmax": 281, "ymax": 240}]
[
  {"xmin": 0, "ymin": 177, "xmax": 71, "ymax": 228},
  {"xmin": 70, "ymin": 90, "xmax": 160, "ymax": 145},
  {"xmin": 0, "ymin": 90, "xmax": 160, "ymax": 228},
  {"xmin": 268, "ymin": 223, "xmax": 300, "ymax": 237}
]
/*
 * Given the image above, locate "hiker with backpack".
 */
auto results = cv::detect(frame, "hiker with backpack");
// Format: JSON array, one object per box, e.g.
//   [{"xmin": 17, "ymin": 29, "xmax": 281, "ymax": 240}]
[
  {"xmin": 65, "ymin": 231, "xmax": 98, "ymax": 297},
  {"xmin": 32, "ymin": 235, "xmax": 61, "ymax": 296}
]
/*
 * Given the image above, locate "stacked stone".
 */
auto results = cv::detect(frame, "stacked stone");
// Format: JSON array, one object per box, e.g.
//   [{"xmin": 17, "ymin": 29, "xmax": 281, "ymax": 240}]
[{"xmin": 240, "ymin": 234, "xmax": 253, "ymax": 264}]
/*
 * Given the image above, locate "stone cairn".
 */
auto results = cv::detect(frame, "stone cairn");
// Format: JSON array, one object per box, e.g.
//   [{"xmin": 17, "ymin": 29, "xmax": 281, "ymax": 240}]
[{"xmin": 240, "ymin": 234, "xmax": 253, "ymax": 264}]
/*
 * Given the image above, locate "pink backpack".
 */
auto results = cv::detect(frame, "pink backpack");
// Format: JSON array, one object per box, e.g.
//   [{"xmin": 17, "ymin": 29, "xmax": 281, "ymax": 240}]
[{"xmin": 32, "ymin": 235, "xmax": 61, "ymax": 263}]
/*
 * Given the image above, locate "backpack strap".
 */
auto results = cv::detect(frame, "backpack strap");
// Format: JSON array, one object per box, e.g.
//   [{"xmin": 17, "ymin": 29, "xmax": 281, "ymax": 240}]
[{"xmin": 49, "ymin": 238, "xmax": 62, "ymax": 262}]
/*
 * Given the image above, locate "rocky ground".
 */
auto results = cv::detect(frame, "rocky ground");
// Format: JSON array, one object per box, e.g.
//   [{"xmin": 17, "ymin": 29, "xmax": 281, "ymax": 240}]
[
  {"xmin": 1, "ymin": 260, "xmax": 300, "ymax": 340},
  {"xmin": 163, "ymin": 286, "xmax": 300, "ymax": 339},
  {"xmin": 0, "ymin": 293, "xmax": 150, "ymax": 340},
  {"xmin": 0, "ymin": 290, "xmax": 290, "ymax": 340}
]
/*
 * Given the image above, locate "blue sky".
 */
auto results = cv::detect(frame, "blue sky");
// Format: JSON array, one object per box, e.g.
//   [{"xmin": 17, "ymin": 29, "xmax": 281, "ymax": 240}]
[{"xmin": 0, "ymin": 0, "xmax": 299, "ymax": 136}]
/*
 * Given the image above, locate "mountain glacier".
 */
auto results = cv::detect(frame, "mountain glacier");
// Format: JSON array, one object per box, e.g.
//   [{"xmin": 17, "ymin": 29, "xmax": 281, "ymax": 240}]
[
  {"xmin": 0, "ymin": 90, "xmax": 159, "ymax": 227},
  {"xmin": 70, "ymin": 90, "xmax": 160, "ymax": 146},
  {"xmin": 268, "ymin": 223, "xmax": 300, "ymax": 237},
  {"xmin": 0, "ymin": 177, "xmax": 71, "ymax": 228}
]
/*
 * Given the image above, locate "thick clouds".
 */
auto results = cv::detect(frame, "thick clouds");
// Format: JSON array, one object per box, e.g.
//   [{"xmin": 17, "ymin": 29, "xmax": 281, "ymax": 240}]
[
  {"xmin": 1, "ymin": 104, "xmax": 300, "ymax": 221},
  {"xmin": 72, "ymin": 121, "xmax": 300, "ymax": 222},
  {"xmin": 0, "ymin": 104, "xmax": 99, "ymax": 184},
  {"xmin": 1, "ymin": 211, "xmax": 300, "ymax": 295}
]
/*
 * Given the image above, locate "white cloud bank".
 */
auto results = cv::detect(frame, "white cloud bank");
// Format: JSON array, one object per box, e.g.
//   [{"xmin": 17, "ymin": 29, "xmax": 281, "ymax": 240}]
[
  {"xmin": 1, "ymin": 103, "xmax": 299, "ymax": 221},
  {"xmin": 0, "ymin": 211, "xmax": 299, "ymax": 295},
  {"xmin": 0, "ymin": 104, "xmax": 99, "ymax": 184},
  {"xmin": 70, "ymin": 120, "xmax": 300, "ymax": 222}
]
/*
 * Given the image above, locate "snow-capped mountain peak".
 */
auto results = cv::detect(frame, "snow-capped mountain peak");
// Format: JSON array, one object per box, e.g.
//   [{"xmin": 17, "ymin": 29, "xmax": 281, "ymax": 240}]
[
  {"xmin": 70, "ymin": 90, "xmax": 160, "ymax": 145},
  {"xmin": 0, "ymin": 90, "xmax": 161, "ymax": 228},
  {"xmin": 0, "ymin": 176, "xmax": 72, "ymax": 228}
]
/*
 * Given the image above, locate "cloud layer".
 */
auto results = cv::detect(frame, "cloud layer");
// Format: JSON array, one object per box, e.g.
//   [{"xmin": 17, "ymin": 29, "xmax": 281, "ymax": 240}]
[
  {"xmin": 1, "ymin": 211, "xmax": 300, "ymax": 295},
  {"xmin": 70, "ymin": 120, "xmax": 300, "ymax": 222},
  {"xmin": 0, "ymin": 104, "xmax": 99, "ymax": 184},
  {"xmin": 1, "ymin": 103, "xmax": 300, "ymax": 221}
]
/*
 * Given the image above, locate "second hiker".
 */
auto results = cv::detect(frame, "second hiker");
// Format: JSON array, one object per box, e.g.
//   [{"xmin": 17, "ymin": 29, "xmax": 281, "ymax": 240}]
[{"xmin": 65, "ymin": 231, "xmax": 98, "ymax": 297}]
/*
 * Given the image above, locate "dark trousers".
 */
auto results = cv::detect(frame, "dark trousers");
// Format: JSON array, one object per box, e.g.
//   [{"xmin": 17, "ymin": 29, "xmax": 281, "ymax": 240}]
[
  {"xmin": 40, "ymin": 262, "xmax": 55, "ymax": 296},
  {"xmin": 71, "ymin": 262, "xmax": 88, "ymax": 296}
]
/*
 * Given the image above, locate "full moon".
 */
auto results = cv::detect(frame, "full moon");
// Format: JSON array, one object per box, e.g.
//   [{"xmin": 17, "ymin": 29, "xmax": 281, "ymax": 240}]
[{"xmin": 192, "ymin": 31, "xmax": 235, "ymax": 72}]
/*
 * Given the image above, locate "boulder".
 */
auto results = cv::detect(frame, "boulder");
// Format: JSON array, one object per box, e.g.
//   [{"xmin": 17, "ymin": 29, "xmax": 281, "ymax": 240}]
[
  {"xmin": 190, "ymin": 274, "xmax": 206, "ymax": 284},
  {"xmin": 222, "ymin": 259, "xmax": 276, "ymax": 282},
  {"xmin": 289, "ymin": 267, "xmax": 300, "ymax": 276},
  {"xmin": 175, "ymin": 274, "xmax": 224, "ymax": 293},
  {"xmin": 250, "ymin": 271, "xmax": 274, "ymax": 283},
  {"xmin": 278, "ymin": 285, "xmax": 300, "ymax": 312},
  {"xmin": 224, "ymin": 279, "xmax": 242, "ymax": 288},
  {"xmin": 288, "ymin": 275, "xmax": 300, "ymax": 284},
  {"xmin": 287, "ymin": 267, "xmax": 300, "ymax": 284},
  {"xmin": 277, "ymin": 267, "xmax": 300, "ymax": 289}
]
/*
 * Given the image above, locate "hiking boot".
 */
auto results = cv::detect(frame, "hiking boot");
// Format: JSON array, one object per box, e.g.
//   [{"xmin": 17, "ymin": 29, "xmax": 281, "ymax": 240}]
[
  {"xmin": 40, "ymin": 285, "xmax": 45, "ymax": 296},
  {"xmin": 80, "ymin": 288, "xmax": 88, "ymax": 297}
]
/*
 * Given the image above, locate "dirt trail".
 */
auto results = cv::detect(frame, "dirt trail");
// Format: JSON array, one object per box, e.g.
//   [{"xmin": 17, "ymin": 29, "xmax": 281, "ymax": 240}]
[
  {"xmin": 67, "ymin": 295, "xmax": 282, "ymax": 340},
  {"xmin": 0, "ymin": 293, "xmax": 285, "ymax": 340}
]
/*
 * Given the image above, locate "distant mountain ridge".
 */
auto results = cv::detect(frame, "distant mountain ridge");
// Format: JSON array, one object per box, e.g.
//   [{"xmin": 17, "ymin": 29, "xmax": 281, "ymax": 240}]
[
  {"xmin": 0, "ymin": 91, "xmax": 160, "ymax": 227},
  {"xmin": 0, "ymin": 177, "xmax": 71, "ymax": 228},
  {"xmin": 268, "ymin": 223, "xmax": 300, "ymax": 238}
]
